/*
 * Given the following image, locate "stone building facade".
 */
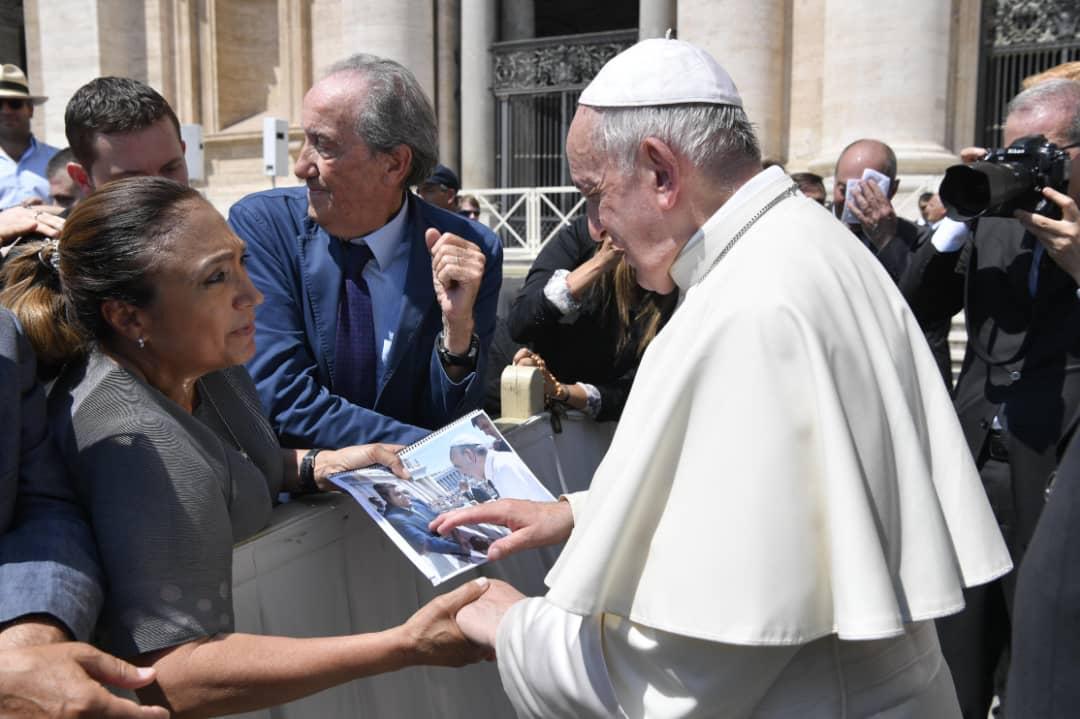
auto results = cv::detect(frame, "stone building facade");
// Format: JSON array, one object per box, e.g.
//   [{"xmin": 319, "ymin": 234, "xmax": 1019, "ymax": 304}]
[{"xmin": 4, "ymin": 0, "xmax": 1077, "ymax": 216}]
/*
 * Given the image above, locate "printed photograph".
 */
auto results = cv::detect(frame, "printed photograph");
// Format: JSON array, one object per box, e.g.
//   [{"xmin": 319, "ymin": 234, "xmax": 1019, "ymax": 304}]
[{"xmin": 331, "ymin": 411, "xmax": 554, "ymax": 584}]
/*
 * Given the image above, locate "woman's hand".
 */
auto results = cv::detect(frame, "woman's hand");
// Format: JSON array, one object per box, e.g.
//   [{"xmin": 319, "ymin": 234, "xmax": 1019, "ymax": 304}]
[
  {"xmin": 455, "ymin": 579, "xmax": 527, "ymax": 649},
  {"xmin": 564, "ymin": 233, "xmax": 623, "ymax": 300},
  {"xmin": 512, "ymin": 349, "xmax": 568, "ymax": 402},
  {"xmin": 593, "ymin": 234, "xmax": 623, "ymax": 270},
  {"xmin": 314, "ymin": 443, "xmax": 408, "ymax": 490},
  {"xmin": 429, "ymin": 498, "xmax": 575, "ymax": 561},
  {"xmin": 399, "ymin": 578, "xmax": 494, "ymax": 666}
]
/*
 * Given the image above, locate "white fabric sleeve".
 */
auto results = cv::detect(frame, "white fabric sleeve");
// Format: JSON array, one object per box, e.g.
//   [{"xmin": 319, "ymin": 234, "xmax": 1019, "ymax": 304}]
[
  {"xmin": 543, "ymin": 269, "xmax": 582, "ymax": 315},
  {"xmin": 580, "ymin": 383, "xmax": 601, "ymax": 418},
  {"xmin": 559, "ymin": 491, "xmax": 588, "ymax": 521},
  {"xmin": 496, "ymin": 599, "xmax": 805, "ymax": 718},
  {"xmin": 931, "ymin": 217, "xmax": 972, "ymax": 253},
  {"xmin": 496, "ymin": 598, "xmax": 622, "ymax": 718}
]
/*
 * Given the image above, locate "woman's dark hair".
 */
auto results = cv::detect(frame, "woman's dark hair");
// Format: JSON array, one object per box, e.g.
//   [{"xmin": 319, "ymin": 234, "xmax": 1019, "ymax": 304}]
[
  {"xmin": 0, "ymin": 240, "xmax": 81, "ymax": 378},
  {"xmin": 0, "ymin": 177, "xmax": 203, "ymax": 367},
  {"xmin": 595, "ymin": 261, "xmax": 677, "ymax": 357}
]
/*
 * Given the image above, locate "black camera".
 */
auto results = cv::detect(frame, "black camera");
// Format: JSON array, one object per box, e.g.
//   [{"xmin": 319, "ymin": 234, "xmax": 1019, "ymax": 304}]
[{"xmin": 939, "ymin": 135, "xmax": 1072, "ymax": 221}]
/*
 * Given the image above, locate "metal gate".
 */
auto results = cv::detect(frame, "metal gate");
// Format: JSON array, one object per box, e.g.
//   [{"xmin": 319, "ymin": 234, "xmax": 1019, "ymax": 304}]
[
  {"xmin": 489, "ymin": 30, "xmax": 636, "ymax": 245},
  {"xmin": 977, "ymin": 0, "xmax": 1080, "ymax": 148}
]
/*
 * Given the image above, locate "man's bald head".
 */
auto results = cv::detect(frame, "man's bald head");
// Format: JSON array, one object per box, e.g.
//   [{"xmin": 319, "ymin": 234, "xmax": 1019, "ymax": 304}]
[
  {"xmin": 832, "ymin": 138, "xmax": 899, "ymax": 218},
  {"xmin": 834, "ymin": 139, "xmax": 898, "ymax": 182}
]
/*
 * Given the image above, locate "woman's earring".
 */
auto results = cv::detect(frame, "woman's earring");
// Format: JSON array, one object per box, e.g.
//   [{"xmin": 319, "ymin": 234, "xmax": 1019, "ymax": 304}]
[{"xmin": 137, "ymin": 337, "xmax": 146, "ymax": 349}]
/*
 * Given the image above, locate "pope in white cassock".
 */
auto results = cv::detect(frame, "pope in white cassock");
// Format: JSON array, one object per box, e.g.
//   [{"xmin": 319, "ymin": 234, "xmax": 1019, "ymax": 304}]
[{"xmin": 433, "ymin": 39, "xmax": 1011, "ymax": 718}]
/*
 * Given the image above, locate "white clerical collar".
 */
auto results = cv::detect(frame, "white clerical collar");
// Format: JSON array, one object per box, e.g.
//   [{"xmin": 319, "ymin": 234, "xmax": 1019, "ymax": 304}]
[
  {"xmin": 669, "ymin": 165, "xmax": 789, "ymax": 293},
  {"xmin": 349, "ymin": 194, "xmax": 409, "ymax": 269}
]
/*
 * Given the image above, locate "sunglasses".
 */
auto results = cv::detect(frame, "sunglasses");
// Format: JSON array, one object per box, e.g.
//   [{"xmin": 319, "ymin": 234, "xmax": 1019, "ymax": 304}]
[
  {"xmin": 0, "ymin": 98, "xmax": 28, "ymax": 111},
  {"xmin": 458, "ymin": 209, "xmax": 480, "ymax": 219}
]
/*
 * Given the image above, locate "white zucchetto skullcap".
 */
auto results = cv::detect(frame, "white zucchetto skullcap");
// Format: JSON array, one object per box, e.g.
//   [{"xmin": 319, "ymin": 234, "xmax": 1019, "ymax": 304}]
[
  {"xmin": 449, "ymin": 433, "xmax": 493, "ymax": 450},
  {"xmin": 578, "ymin": 38, "xmax": 742, "ymax": 109}
]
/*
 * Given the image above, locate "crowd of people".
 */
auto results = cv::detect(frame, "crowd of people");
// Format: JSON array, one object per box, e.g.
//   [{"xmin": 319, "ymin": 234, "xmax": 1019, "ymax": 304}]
[{"xmin": 0, "ymin": 38, "xmax": 1078, "ymax": 718}]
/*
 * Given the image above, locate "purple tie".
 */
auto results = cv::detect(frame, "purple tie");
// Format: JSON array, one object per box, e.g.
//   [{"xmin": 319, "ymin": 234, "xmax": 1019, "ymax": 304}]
[{"xmin": 334, "ymin": 242, "xmax": 376, "ymax": 408}]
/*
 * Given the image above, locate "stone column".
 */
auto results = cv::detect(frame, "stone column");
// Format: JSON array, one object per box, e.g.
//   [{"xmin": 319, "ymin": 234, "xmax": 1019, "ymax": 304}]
[
  {"xmin": 436, "ymin": 0, "xmax": 460, "ymax": 172},
  {"xmin": 460, "ymin": 0, "xmax": 496, "ymax": 189},
  {"xmin": 0, "ymin": 0, "xmax": 25, "ymax": 66},
  {"xmin": 341, "ymin": 0, "xmax": 436, "ymax": 99},
  {"xmin": 639, "ymin": 0, "xmax": 676, "ymax": 40},
  {"xmin": 786, "ymin": 0, "xmax": 824, "ymax": 170},
  {"xmin": 25, "ymin": 0, "xmax": 148, "ymax": 145},
  {"xmin": 500, "ymin": 0, "xmax": 533, "ymax": 41},
  {"xmin": 678, "ymin": 0, "xmax": 788, "ymax": 162},
  {"xmin": 811, "ymin": 0, "xmax": 955, "ymax": 176}
]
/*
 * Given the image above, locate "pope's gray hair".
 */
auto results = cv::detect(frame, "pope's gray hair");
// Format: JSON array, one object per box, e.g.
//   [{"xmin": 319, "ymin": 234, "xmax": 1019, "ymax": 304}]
[
  {"xmin": 589, "ymin": 103, "xmax": 761, "ymax": 180},
  {"xmin": 324, "ymin": 53, "xmax": 439, "ymax": 187},
  {"xmin": 1007, "ymin": 78, "xmax": 1080, "ymax": 145}
]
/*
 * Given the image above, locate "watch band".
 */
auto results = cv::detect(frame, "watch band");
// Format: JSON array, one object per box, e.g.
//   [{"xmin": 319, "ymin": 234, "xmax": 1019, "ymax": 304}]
[
  {"xmin": 437, "ymin": 331, "xmax": 479, "ymax": 368},
  {"xmin": 299, "ymin": 448, "xmax": 324, "ymax": 494}
]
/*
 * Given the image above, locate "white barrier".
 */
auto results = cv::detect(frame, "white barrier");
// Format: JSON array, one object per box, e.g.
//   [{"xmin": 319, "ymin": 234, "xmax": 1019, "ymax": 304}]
[{"xmin": 227, "ymin": 412, "xmax": 615, "ymax": 719}]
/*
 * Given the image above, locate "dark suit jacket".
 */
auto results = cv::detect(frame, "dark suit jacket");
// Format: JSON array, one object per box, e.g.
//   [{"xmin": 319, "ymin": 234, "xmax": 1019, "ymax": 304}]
[
  {"xmin": 1007, "ymin": 423, "xmax": 1080, "ymax": 717},
  {"xmin": 0, "ymin": 308, "xmax": 102, "ymax": 640},
  {"xmin": 856, "ymin": 217, "xmax": 953, "ymax": 386},
  {"xmin": 228, "ymin": 189, "xmax": 502, "ymax": 449},
  {"xmin": 901, "ymin": 217, "xmax": 1080, "ymax": 555}
]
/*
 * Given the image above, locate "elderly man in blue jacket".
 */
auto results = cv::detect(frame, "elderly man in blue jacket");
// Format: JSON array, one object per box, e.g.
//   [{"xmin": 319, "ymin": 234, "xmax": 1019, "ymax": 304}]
[
  {"xmin": 229, "ymin": 54, "xmax": 502, "ymax": 450},
  {"xmin": 0, "ymin": 308, "xmax": 166, "ymax": 717}
]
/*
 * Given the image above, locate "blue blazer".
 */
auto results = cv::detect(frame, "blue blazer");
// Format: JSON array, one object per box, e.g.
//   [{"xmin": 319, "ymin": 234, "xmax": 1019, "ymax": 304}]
[
  {"xmin": 0, "ymin": 308, "xmax": 102, "ymax": 640},
  {"xmin": 228, "ymin": 188, "xmax": 503, "ymax": 448}
]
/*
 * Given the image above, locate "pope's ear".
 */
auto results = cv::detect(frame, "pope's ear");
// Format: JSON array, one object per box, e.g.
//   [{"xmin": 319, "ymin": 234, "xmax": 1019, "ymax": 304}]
[{"xmin": 641, "ymin": 137, "xmax": 680, "ymax": 210}]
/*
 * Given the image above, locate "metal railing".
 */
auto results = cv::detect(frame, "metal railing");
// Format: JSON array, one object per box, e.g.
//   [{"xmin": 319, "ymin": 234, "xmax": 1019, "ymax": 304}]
[{"xmin": 461, "ymin": 186, "xmax": 585, "ymax": 261}]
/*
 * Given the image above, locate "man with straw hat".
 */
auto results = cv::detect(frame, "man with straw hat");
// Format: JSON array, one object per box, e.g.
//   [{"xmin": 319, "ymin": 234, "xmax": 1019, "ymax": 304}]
[{"xmin": 0, "ymin": 64, "xmax": 57, "ymax": 210}]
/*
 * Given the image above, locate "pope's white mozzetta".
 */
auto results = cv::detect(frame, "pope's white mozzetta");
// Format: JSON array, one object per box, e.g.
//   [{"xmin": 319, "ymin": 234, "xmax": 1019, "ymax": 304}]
[{"xmin": 497, "ymin": 166, "xmax": 1011, "ymax": 718}]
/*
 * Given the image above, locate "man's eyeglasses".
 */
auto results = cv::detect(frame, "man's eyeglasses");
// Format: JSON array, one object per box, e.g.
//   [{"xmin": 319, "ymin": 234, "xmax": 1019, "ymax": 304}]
[{"xmin": 0, "ymin": 98, "xmax": 27, "ymax": 111}]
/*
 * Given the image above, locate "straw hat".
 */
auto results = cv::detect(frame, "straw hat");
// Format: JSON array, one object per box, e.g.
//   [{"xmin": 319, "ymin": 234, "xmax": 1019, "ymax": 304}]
[{"xmin": 0, "ymin": 65, "xmax": 47, "ymax": 104}]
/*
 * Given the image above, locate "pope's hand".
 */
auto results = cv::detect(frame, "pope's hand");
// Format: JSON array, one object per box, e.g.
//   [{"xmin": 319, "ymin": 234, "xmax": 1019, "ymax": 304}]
[
  {"xmin": 454, "ymin": 578, "xmax": 527, "ymax": 650},
  {"xmin": 429, "ymin": 498, "xmax": 574, "ymax": 561}
]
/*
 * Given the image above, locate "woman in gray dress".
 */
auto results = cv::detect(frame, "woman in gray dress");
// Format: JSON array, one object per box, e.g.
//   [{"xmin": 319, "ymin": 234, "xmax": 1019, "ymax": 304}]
[{"xmin": 5, "ymin": 176, "xmax": 491, "ymax": 716}]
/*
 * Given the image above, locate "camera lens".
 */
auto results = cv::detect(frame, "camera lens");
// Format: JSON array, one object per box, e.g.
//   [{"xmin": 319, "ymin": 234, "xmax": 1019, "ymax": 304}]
[{"xmin": 940, "ymin": 161, "xmax": 1034, "ymax": 221}]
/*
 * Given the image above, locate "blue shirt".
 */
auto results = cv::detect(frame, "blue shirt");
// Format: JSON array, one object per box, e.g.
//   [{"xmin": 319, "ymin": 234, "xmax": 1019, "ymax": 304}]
[
  {"xmin": 350, "ymin": 197, "xmax": 412, "ymax": 387},
  {"xmin": 0, "ymin": 135, "xmax": 59, "ymax": 209}
]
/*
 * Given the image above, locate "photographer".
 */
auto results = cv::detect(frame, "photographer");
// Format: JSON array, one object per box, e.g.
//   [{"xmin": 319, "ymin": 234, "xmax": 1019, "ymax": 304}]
[{"xmin": 900, "ymin": 78, "xmax": 1080, "ymax": 718}]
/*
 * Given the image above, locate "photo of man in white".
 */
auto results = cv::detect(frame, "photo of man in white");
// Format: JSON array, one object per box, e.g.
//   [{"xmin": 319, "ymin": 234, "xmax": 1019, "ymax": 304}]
[{"xmin": 449, "ymin": 434, "xmax": 553, "ymax": 503}]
